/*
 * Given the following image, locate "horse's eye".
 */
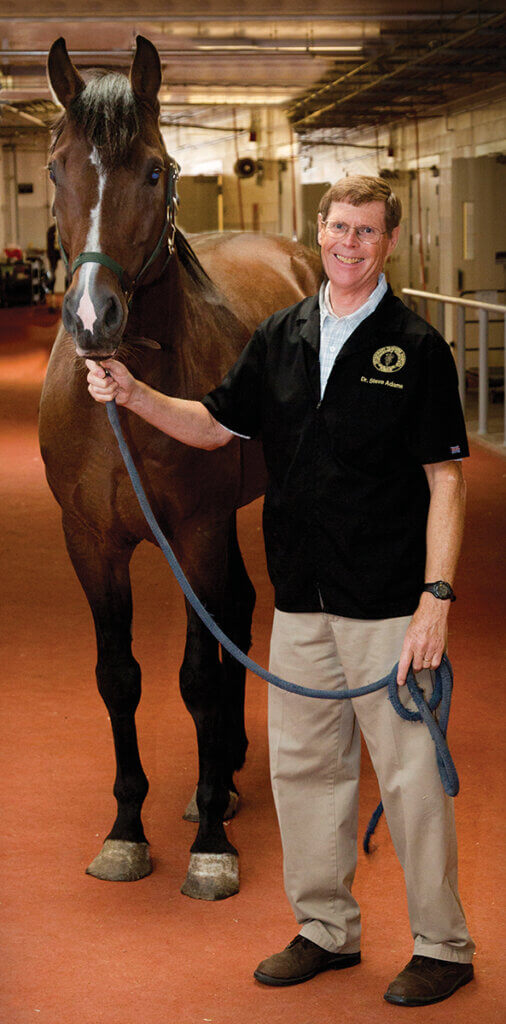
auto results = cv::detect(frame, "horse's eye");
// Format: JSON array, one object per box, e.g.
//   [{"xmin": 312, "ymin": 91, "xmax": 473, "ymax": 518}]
[{"xmin": 149, "ymin": 167, "xmax": 162, "ymax": 186}]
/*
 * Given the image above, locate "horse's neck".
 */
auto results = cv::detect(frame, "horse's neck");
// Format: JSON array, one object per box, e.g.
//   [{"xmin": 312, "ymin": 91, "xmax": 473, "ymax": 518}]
[{"xmin": 128, "ymin": 256, "xmax": 249, "ymax": 399}]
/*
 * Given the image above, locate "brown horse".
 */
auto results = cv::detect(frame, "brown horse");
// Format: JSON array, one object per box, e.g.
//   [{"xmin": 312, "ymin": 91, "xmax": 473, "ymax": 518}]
[{"xmin": 39, "ymin": 35, "xmax": 321, "ymax": 900}]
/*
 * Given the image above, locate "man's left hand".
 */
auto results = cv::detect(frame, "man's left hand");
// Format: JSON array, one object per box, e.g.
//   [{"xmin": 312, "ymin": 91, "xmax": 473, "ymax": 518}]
[{"xmin": 396, "ymin": 592, "xmax": 450, "ymax": 685}]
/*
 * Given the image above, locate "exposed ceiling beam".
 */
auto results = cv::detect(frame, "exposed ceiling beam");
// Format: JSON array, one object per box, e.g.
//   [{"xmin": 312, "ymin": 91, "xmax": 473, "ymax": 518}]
[
  {"xmin": 2, "ymin": 5, "xmax": 504, "ymax": 136},
  {"xmin": 1, "ymin": 12, "xmax": 501, "ymax": 22},
  {"xmin": 0, "ymin": 48, "xmax": 363, "ymax": 60},
  {"xmin": 291, "ymin": 8, "xmax": 505, "ymax": 117},
  {"xmin": 291, "ymin": 8, "xmax": 506, "ymax": 129},
  {"xmin": 0, "ymin": 102, "xmax": 48, "ymax": 127}
]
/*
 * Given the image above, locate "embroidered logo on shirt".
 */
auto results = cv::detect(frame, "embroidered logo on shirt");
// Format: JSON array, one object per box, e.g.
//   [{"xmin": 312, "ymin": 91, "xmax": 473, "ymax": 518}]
[
  {"xmin": 450, "ymin": 445, "xmax": 461, "ymax": 454},
  {"xmin": 372, "ymin": 346, "xmax": 406, "ymax": 373}
]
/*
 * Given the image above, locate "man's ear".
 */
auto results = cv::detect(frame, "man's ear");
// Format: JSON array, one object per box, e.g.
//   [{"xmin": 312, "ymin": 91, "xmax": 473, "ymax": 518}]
[{"xmin": 386, "ymin": 224, "xmax": 401, "ymax": 257}]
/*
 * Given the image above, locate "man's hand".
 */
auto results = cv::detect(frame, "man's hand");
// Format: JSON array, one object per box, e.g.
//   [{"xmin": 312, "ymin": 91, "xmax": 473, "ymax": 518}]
[
  {"xmin": 86, "ymin": 357, "xmax": 232, "ymax": 449},
  {"xmin": 396, "ymin": 592, "xmax": 450, "ymax": 686},
  {"xmin": 86, "ymin": 358, "xmax": 137, "ymax": 406},
  {"xmin": 396, "ymin": 459, "xmax": 466, "ymax": 686}
]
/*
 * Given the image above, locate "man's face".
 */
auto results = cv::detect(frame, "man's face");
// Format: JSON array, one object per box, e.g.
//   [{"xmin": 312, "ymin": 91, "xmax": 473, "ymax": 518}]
[{"xmin": 317, "ymin": 199, "xmax": 400, "ymax": 303}]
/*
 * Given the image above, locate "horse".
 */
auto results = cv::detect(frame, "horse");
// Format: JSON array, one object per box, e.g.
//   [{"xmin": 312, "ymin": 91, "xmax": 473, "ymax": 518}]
[{"xmin": 39, "ymin": 35, "xmax": 322, "ymax": 901}]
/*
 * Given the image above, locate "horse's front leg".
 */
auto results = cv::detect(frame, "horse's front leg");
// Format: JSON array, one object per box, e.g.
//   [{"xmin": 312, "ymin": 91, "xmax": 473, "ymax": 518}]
[
  {"xmin": 63, "ymin": 518, "xmax": 151, "ymax": 882},
  {"xmin": 182, "ymin": 516, "xmax": 255, "ymax": 824},
  {"xmin": 179, "ymin": 602, "xmax": 240, "ymax": 900},
  {"xmin": 177, "ymin": 516, "xmax": 247, "ymax": 900},
  {"xmin": 178, "ymin": 513, "xmax": 256, "ymax": 900}
]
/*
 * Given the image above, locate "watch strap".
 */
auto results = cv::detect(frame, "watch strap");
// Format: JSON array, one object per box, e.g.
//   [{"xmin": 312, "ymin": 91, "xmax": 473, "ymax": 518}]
[{"xmin": 422, "ymin": 580, "xmax": 456, "ymax": 602}]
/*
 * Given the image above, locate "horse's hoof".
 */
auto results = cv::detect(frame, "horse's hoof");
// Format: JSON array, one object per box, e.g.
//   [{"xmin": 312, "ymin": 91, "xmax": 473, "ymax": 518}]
[
  {"xmin": 85, "ymin": 840, "xmax": 152, "ymax": 881},
  {"xmin": 182, "ymin": 788, "xmax": 239, "ymax": 823},
  {"xmin": 180, "ymin": 852, "xmax": 239, "ymax": 900}
]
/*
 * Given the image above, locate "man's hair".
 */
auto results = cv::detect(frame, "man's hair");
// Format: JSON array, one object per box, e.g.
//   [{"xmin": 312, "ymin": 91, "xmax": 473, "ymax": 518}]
[{"xmin": 318, "ymin": 175, "xmax": 402, "ymax": 236}]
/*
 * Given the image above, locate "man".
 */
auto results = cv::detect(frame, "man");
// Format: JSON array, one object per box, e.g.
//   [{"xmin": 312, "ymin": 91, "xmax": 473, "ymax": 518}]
[{"xmin": 87, "ymin": 176, "xmax": 475, "ymax": 1007}]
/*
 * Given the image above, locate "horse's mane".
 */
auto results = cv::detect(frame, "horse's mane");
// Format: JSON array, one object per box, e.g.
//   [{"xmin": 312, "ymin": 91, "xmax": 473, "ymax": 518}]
[
  {"xmin": 174, "ymin": 229, "xmax": 219, "ymax": 295},
  {"xmin": 51, "ymin": 70, "xmax": 142, "ymax": 168}
]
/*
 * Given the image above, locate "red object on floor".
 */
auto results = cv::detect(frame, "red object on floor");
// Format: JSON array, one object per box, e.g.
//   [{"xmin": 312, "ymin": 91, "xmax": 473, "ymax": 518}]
[
  {"xmin": 1, "ymin": 306, "xmax": 505, "ymax": 1023},
  {"xmin": 4, "ymin": 246, "xmax": 23, "ymax": 261}
]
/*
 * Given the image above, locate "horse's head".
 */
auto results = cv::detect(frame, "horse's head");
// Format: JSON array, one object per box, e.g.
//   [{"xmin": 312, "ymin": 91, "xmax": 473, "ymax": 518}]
[{"xmin": 47, "ymin": 36, "xmax": 177, "ymax": 359}]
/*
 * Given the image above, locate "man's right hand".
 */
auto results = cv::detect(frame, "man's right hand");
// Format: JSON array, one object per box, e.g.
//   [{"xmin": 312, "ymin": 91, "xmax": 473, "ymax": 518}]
[
  {"xmin": 86, "ymin": 357, "xmax": 232, "ymax": 450},
  {"xmin": 86, "ymin": 358, "xmax": 136, "ymax": 406}
]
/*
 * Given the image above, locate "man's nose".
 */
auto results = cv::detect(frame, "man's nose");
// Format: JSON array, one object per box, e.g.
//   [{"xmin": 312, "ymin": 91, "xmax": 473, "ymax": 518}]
[{"xmin": 341, "ymin": 226, "xmax": 359, "ymax": 246}]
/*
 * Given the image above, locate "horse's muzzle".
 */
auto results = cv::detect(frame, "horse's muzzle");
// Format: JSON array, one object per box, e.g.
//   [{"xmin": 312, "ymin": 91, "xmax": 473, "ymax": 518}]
[
  {"xmin": 75, "ymin": 344, "xmax": 119, "ymax": 361},
  {"xmin": 62, "ymin": 281, "xmax": 127, "ymax": 356}
]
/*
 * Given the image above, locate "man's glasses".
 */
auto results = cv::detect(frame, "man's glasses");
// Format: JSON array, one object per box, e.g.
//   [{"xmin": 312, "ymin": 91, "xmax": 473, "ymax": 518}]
[{"xmin": 322, "ymin": 221, "xmax": 387, "ymax": 244}]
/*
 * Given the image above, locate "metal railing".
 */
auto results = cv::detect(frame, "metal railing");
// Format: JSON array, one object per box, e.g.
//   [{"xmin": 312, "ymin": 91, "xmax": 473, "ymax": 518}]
[{"xmin": 402, "ymin": 288, "xmax": 506, "ymax": 446}]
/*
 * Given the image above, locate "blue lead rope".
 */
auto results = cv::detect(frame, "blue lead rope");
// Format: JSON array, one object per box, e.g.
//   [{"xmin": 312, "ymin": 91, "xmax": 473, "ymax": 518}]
[{"xmin": 106, "ymin": 399, "xmax": 460, "ymax": 851}]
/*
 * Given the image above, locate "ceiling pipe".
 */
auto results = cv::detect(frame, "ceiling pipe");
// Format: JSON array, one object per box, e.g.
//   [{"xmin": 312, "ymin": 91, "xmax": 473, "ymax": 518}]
[
  {"xmin": 0, "ymin": 13, "xmax": 498, "ymax": 22},
  {"xmin": 1, "ymin": 46, "xmax": 363, "ymax": 59},
  {"xmin": 160, "ymin": 121, "xmax": 247, "ymax": 132},
  {"xmin": 291, "ymin": 8, "xmax": 506, "ymax": 126},
  {"xmin": 0, "ymin": 102, "xmax": 47, "ymax": 127},
  {"xmin": 300, "ymin": 138, "xmax": 389, "ymax": 150}
]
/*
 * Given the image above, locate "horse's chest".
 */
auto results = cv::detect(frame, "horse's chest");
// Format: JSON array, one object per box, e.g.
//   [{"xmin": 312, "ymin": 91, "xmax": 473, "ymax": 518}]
[{"xmin": 41, "ymin": 391, "xmax": 241, "ymax": 543}]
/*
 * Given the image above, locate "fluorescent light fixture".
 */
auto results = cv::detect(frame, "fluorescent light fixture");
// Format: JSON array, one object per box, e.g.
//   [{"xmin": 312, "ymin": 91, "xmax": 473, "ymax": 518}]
[
  {"xmin": 195, "ymin": 43, "xmax": 362, "ymax": 52},
  {"xmin": 161, "ymin": 88, "xmax": 298, "ymax": 106}
]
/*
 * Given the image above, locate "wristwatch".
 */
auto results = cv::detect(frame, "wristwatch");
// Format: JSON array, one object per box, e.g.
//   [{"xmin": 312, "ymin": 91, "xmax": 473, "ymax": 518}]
[{"xmin": 422, "ymin": 580, "xmax": 456, "ymax": 601}]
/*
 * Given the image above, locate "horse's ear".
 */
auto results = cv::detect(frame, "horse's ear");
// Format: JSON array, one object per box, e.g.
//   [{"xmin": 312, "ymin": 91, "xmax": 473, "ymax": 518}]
[
  {"xmin": 47, "ymin": 37, "xmax": 85, "ymax": 109},
  {"xmin": 130, "ymin": 36, "xmax": 162, "ymax": 112}
]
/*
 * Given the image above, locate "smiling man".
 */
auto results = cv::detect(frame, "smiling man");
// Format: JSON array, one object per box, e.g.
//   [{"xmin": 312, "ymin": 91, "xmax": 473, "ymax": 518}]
[
  {"xmin": 317, "ymin": 189, "xmax": 400, "ymax": 312},
  {"xmin": 86, "ymin": 175, "xmax": 475, "ymax": 1007}
]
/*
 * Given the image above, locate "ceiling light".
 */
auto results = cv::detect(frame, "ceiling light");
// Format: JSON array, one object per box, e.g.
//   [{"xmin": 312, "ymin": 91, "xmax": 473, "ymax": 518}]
[
  {"xmin": 195, "ymin": 43, "xmax": 362, "ymax": 53},
  {"xmin": 160, "ymin": 87, "xmax": 300, "ymax": 106}
]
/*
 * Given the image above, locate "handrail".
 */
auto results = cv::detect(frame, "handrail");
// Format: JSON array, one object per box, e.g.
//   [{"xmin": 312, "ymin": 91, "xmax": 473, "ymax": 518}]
[
  {"xmin": 402, "ymin": 287, "xmax": 506, "ymax": 446},
  {"xmin": 402, "ymin": 288, "xmax": 506, "ymax": 315},
  {"xmin": 460, "ymin": 288, "xmax": 506, "ymax": 299}
]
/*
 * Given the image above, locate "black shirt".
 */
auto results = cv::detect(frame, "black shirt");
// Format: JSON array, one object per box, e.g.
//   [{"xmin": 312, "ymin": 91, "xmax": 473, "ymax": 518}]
[{"xmin": 202, "ymin": 287, "xmax": 469, "ymax": 619}]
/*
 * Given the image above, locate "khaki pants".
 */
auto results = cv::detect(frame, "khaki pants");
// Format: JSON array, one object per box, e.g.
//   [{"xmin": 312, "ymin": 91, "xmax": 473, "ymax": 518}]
[{"xmin": 268, "ymin": 609, "xmax": 475, "ymax": 963}]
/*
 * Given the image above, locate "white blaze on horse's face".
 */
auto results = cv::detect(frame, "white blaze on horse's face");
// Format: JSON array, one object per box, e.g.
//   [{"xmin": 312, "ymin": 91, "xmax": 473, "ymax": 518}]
[{"xmin": 75, "ymin": 147, "xmax": 106, "ymax": 346}]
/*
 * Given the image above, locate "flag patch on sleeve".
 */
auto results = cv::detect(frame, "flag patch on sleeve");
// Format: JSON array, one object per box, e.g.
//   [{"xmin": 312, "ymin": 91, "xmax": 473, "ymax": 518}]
[{"xmin": 450, "ymin": 445, "xmax": 461, "ymax": 454}]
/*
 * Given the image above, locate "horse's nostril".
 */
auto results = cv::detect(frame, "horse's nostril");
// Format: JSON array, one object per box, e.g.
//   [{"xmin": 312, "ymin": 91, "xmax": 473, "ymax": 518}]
[
  {"xmin": 103, "ymin": 295, "xmax": 123, "ymax": 332},
  {"xmin": 62, "ymin": 292, "xmax": 77, "ymax": 333}
]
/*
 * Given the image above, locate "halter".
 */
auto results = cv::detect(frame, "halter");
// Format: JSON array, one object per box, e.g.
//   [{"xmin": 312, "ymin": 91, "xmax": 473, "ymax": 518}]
[{"xmin": 58, "ymin": 158, "xmax": 180, "ymax": 305}]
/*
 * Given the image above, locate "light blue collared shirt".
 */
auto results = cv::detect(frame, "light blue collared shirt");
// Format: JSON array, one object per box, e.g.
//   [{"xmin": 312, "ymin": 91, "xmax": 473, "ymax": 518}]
[{"xmin": 318, "ymin": 273, "xmax": 388, "ymax": 396}]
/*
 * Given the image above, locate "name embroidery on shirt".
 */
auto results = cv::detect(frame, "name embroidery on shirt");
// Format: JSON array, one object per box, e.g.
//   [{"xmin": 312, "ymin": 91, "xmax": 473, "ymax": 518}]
[
  {"xmin": 372, "ymin": 346, "xmax": 406, "ymax": 373},
  {"xmin": 361, "ymin": 376, "xmax": 404, "ymax": 389}
]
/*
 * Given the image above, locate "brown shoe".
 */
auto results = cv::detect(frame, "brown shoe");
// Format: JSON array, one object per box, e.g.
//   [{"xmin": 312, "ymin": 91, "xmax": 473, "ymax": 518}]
[
  {"xmin": 384, "ymin": 955, "xmax": 474, "ymax": 1006},
  {"xmin": 254, "ymin": 935, "xmax": 361, "ymax": 987}
]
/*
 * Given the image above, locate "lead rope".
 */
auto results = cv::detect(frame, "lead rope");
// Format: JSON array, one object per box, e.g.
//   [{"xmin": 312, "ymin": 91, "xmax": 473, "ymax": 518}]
[{"xmin": 105, "ymin": 399, "xmax": 460, "ymax": 852}]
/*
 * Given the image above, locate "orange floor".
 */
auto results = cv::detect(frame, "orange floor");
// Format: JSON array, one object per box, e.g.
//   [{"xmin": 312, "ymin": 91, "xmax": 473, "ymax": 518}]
[{"xmin": 1, "ymin": 303, "xmax": 505, "ymax": 1024}]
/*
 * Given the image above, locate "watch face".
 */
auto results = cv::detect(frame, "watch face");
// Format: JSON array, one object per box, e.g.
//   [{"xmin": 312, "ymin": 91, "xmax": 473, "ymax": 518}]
[{"xmin": 435, "ymin": 582, "xmax": 451, "ymax": 598}]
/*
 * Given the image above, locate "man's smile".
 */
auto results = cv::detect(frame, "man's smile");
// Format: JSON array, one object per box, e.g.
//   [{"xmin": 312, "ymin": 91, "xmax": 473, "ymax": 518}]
[{"xmin": 333, "ymin": 253, "xmax": 364, "ymax": 264}]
